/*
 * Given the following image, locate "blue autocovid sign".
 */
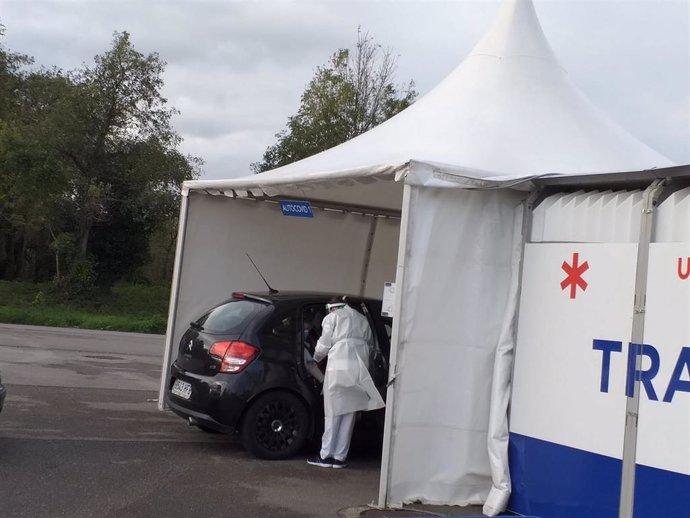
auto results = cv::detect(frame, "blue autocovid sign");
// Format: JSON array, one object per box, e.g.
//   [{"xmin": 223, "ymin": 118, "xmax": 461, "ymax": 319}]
[{"xmin": 279, "ymin": 200, "xmax": 314, "ymax": 218}]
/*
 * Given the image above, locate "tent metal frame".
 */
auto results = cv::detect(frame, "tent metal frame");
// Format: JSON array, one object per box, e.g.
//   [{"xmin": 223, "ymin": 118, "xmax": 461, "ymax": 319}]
[
  {"xmin": 617, "ymin": 179, "xmax": 665, "ymax": 518},
  {"xmin": 158, "ymin": 193, "xmax": 191, "ymax": 409},
  {"xmin": 378, "ymin": 183, "xmax": 413, "ymax": 508}
]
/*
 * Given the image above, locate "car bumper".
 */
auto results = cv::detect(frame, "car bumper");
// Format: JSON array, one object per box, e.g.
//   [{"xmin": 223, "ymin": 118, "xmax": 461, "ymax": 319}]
[
  {"xmin": 165, "ymin": 395, "xmax": 236, "ymax": 433},
  {"xmin": 165, "ymin": 362, "xmax": 253, "ymax": 431}
]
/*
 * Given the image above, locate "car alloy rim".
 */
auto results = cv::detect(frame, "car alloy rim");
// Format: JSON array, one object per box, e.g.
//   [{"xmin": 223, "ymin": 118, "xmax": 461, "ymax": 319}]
[{"xmin": 255, "ymin": 400, "xmax": 300, "ymax": 452}]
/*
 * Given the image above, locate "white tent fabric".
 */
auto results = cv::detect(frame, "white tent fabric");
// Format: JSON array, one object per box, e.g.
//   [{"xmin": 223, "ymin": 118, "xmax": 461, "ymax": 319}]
[
  {"xmin": 162, "ymin": 0, "xmax": 675, "ymax": 515},
  {"xmin": 186, "ymin": 0, "xmax": 671, "ymax": 199},
  {"xmin": 383, "ymin": 186, "xmax": 525, "ymax": 512}
]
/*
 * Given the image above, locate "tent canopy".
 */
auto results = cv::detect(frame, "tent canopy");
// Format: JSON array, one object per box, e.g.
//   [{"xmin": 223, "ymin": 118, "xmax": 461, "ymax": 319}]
[{"xmin": 185, "ymin": 0, "xmax": 672, "ymax": 203}]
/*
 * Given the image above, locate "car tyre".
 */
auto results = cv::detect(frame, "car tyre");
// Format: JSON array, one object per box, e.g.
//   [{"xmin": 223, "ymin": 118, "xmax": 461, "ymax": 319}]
[{"xmin": 240, "ymin": 391, "xmax": 309, "ymax": 460}]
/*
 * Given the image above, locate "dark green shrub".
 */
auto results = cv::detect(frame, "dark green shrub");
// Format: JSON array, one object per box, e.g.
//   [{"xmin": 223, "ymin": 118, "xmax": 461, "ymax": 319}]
[{"xmin": 54, "ymin": 257, "xmax": 97, "ymax": 299}]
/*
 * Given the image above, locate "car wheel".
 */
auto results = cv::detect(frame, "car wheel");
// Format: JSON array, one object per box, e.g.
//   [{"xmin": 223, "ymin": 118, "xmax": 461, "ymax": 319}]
[{"xmin": 240, "ymin": 391, "xmax": 310, "ymax": 460}]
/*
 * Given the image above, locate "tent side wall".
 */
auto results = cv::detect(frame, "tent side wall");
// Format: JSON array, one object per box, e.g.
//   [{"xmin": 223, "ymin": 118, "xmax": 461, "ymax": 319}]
[
  {"xmin": 509, "ymin": 186, "xmax": 690, "ymax": 518},
  {"xmin": 384, "ymin": 186, "xmax": 526, "ymax": 506},
  {"xmin": 160, "ymin": 191, "xmax": 400, "ymax": 394}
]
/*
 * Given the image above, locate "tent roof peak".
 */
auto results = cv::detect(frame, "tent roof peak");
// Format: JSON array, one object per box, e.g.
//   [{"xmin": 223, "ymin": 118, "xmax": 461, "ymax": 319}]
[
  {"xmin": 468, "ymin": 0, "xmax": 560, "ymax": 66},
  {"xmin": 192, "ymin": 0, "xmax": 673, "ymax": 193}
]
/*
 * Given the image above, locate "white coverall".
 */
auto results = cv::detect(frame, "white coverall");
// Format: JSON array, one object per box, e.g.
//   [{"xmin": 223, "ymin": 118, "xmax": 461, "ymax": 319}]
[{"xmin": 313, "ymin": 305, "xmax": 385, "ymax": 461}]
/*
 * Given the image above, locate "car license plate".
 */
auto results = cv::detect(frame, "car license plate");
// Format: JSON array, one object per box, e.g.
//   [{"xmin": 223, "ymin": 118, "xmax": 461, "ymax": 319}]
[{"xmin": 171, "ymin": 379, "xmax": 192, "ymax": 400}]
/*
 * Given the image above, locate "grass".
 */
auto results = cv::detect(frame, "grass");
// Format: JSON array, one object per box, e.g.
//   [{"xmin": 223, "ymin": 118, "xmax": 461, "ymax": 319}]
[{"xmin": 0, "ymin": 280, "xmax": 169, "ymax": 334}]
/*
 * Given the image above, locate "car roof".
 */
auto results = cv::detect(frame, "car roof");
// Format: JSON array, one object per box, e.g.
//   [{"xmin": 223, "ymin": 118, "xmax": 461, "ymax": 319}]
[{"xmin": 237, "ymin": 291, "xmax": 381, "ymax": 304}]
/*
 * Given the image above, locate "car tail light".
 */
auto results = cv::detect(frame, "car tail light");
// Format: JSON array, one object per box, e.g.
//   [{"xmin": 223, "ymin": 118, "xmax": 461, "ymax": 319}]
[{"xmin": 209, "ymin": 341, "xmax": 259, "ymax": 373}]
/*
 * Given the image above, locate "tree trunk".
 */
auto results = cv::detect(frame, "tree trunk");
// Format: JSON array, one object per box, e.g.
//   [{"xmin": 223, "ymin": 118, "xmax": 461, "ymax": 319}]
[
  {"xmin": 5, "ymin": 231, "xmax": 22, "ymax": 280},
  {"xmin": 78, "ymin": 223, "xmax": 92, "ymax": 257},
  {"xmin": 55, "ymin": 251, "xmax": 61, "ymax": 282},
  {"xmin": 47, "ymin": 227, "xmax": 61, "ymax": 282},
  {"xmin": 17, "ymin": 234, "xmax": 27, "ymax": 280},
  {"xmin": 0, "ymin": 232, "xmax": 8, "ymax": 279}
]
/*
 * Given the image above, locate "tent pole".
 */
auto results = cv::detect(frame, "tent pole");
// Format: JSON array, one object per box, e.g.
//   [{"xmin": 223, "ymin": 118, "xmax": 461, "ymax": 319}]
[
  {"xmin": 359, "ymin": 216, "xmax": 379, "ymax": 296},
  {"xmin": 157, "ymin": 190, "xmax": 191, "ymax": 411},
  {"xmin": 378, "ymin": 183, "xmax": 413, "ymax": 508},
  {"xmin": 617, "ymin": 178, "xmax": 666, "ymax": 518}
]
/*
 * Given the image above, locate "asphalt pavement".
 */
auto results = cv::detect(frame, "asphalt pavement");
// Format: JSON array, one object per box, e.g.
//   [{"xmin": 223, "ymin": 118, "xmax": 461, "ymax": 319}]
[{"xmin": 0, "ymin": 324, "xmax": 384, "ymax": 518}]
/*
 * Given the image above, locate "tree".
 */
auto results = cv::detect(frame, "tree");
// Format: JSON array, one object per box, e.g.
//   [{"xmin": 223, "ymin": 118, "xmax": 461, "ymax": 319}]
[
  {"xmin": 0, "ymin": 23, "xmax": 33, "ymax": 117},
  {"xmin": 55, "ymin": 31, "xmax": 187, "ymax": 256},
  {"xmin": 0, "ymin": 27, "xmax": 201, "ymax": 288},
  {"xmin": 252, "ymin": 29, "xmax": 416, "ymax": 173},
  {"xmin": 39, "ymin": 31, "xmax": 201, "ymax": 286},
  {"xmin": 0, "ymin": 24, "xmax": 70, "ymax": 280}
]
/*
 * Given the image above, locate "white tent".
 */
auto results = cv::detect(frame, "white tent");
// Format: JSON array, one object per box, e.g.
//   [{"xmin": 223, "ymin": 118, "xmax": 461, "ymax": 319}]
[{"xmin": 159, "ymin": 0, "xmax": 673, "ymax": 515}]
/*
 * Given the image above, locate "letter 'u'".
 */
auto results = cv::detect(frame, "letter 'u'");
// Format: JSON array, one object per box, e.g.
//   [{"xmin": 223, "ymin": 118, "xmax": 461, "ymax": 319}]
[{"xmin": 678, "ymin": 257, "xmax": 690, "ymax": 280}]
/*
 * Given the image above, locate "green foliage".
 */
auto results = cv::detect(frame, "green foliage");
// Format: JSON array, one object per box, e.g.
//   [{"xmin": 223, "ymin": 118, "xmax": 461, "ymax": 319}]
[
  {"xmin": 0, "ymin": 305, "xmax": 166, "ymax": 334},
  {"xmin": 253, "ymin": 29, "xmax": 416, "ymax": 172},
  {"xmin": 0, "ymin": 280, "xmax": 169, "ymax": 333},
  {"xmin": 54, "ymin": 257, "xmax": 98, "ymax": 300},
  {"xmin": 0, "ymin": 26, "xmax": 202, "ymax": 286},
  {"xmin": 0, "ymin": 23, "xmax": 34, "ymax": 117},
  {"xmin": 0, "ymin": 279, "xmax": 46, "ymax": 305},
  {"xmin": 30, "ymin": 290, "xmax": 46, "ymax": 307},
  {"xmin": 109, "ymin": 282, "xmax": 170, "ymax": 315}
]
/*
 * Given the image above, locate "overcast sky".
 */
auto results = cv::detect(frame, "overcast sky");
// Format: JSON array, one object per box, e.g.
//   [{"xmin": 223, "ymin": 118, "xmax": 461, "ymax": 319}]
[{"xmin": 2, "ymin": 0, "xmax": 689, "ymax": 179}]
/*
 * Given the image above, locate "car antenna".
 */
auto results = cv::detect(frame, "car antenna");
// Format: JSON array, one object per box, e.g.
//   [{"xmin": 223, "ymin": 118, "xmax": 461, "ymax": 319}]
[{"xmin": 246, "ymin": 253, "xmax": 279, "ymax": 294}]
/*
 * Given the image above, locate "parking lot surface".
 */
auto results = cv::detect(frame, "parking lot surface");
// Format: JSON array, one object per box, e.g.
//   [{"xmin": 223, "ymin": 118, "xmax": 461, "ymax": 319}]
[{"xmin": 0, "ymin": 324, "xmax": 382, "ymax": 518}]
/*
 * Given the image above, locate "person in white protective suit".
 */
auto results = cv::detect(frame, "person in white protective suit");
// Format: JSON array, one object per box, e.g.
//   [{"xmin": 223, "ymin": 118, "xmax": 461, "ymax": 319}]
[{"xmin": 307, "ymin": 297, "xmax": 385, "ymax": 469}]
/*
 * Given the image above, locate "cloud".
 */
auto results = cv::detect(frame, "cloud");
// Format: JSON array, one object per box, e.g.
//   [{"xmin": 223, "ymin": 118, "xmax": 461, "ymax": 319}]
[
  {"xmin": 3, "ymin": 0, "xmax": 688, "ymax": 179},
  {"xmin": 539, "ymin": 0, "xmax": 690, "ymax": 163},
  {"xmin": 180, "ymin": 129, "xmax": 274, "ymax": 177}
]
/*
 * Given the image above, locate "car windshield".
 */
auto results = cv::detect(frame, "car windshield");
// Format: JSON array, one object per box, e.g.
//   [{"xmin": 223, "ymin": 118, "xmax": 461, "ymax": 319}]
[{"xmin": 196, "ymin": 299, "xmax": 264, "ymax": 334}]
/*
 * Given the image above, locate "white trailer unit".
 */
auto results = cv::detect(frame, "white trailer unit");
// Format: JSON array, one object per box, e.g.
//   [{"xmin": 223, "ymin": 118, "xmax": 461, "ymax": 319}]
[{"xmin": 510, "ymin": 177, "xmax": 690, "ymax": 518}]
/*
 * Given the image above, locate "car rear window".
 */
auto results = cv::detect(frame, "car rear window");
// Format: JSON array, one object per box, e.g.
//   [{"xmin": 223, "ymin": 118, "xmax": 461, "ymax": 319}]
[{"xmin": 196, "ymin": 299, "xmax": 265, "ymax": 334}]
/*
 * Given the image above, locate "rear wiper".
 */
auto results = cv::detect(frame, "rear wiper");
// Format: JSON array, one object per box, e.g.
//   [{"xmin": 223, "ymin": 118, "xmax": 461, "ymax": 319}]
[{"xmin": 190, "ymin": 321, "xmax": 203, "ymax": 331}]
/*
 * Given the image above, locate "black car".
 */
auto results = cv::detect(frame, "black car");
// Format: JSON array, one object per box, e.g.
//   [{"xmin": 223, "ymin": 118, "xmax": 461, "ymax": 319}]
[
  {"xmin": 0, "ymin": 371, "xmax": 6, "ymax": 414},
  {"xmin": 165, "ymin": 291, "xmax": 390, "ymax": 460}
]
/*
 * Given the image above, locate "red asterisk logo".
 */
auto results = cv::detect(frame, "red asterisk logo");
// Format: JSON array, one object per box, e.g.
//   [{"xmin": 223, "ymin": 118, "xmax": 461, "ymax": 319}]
[{"xmin": 561, "ymin": 252, "xmax": 589, "ymax": 299}]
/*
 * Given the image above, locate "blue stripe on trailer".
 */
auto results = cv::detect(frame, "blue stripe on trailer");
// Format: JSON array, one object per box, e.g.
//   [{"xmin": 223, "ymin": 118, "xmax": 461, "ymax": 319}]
[
  {"xmin": 508, "ymin": 432, "xmax": 690, "ymax": 518},
  {"xmin": 635, "ymin": 462, "xmax": 690, "ymax": 518},
  {"xmin": 508, "ymin": 433, "xmax": 620, "ymax": 518}
]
